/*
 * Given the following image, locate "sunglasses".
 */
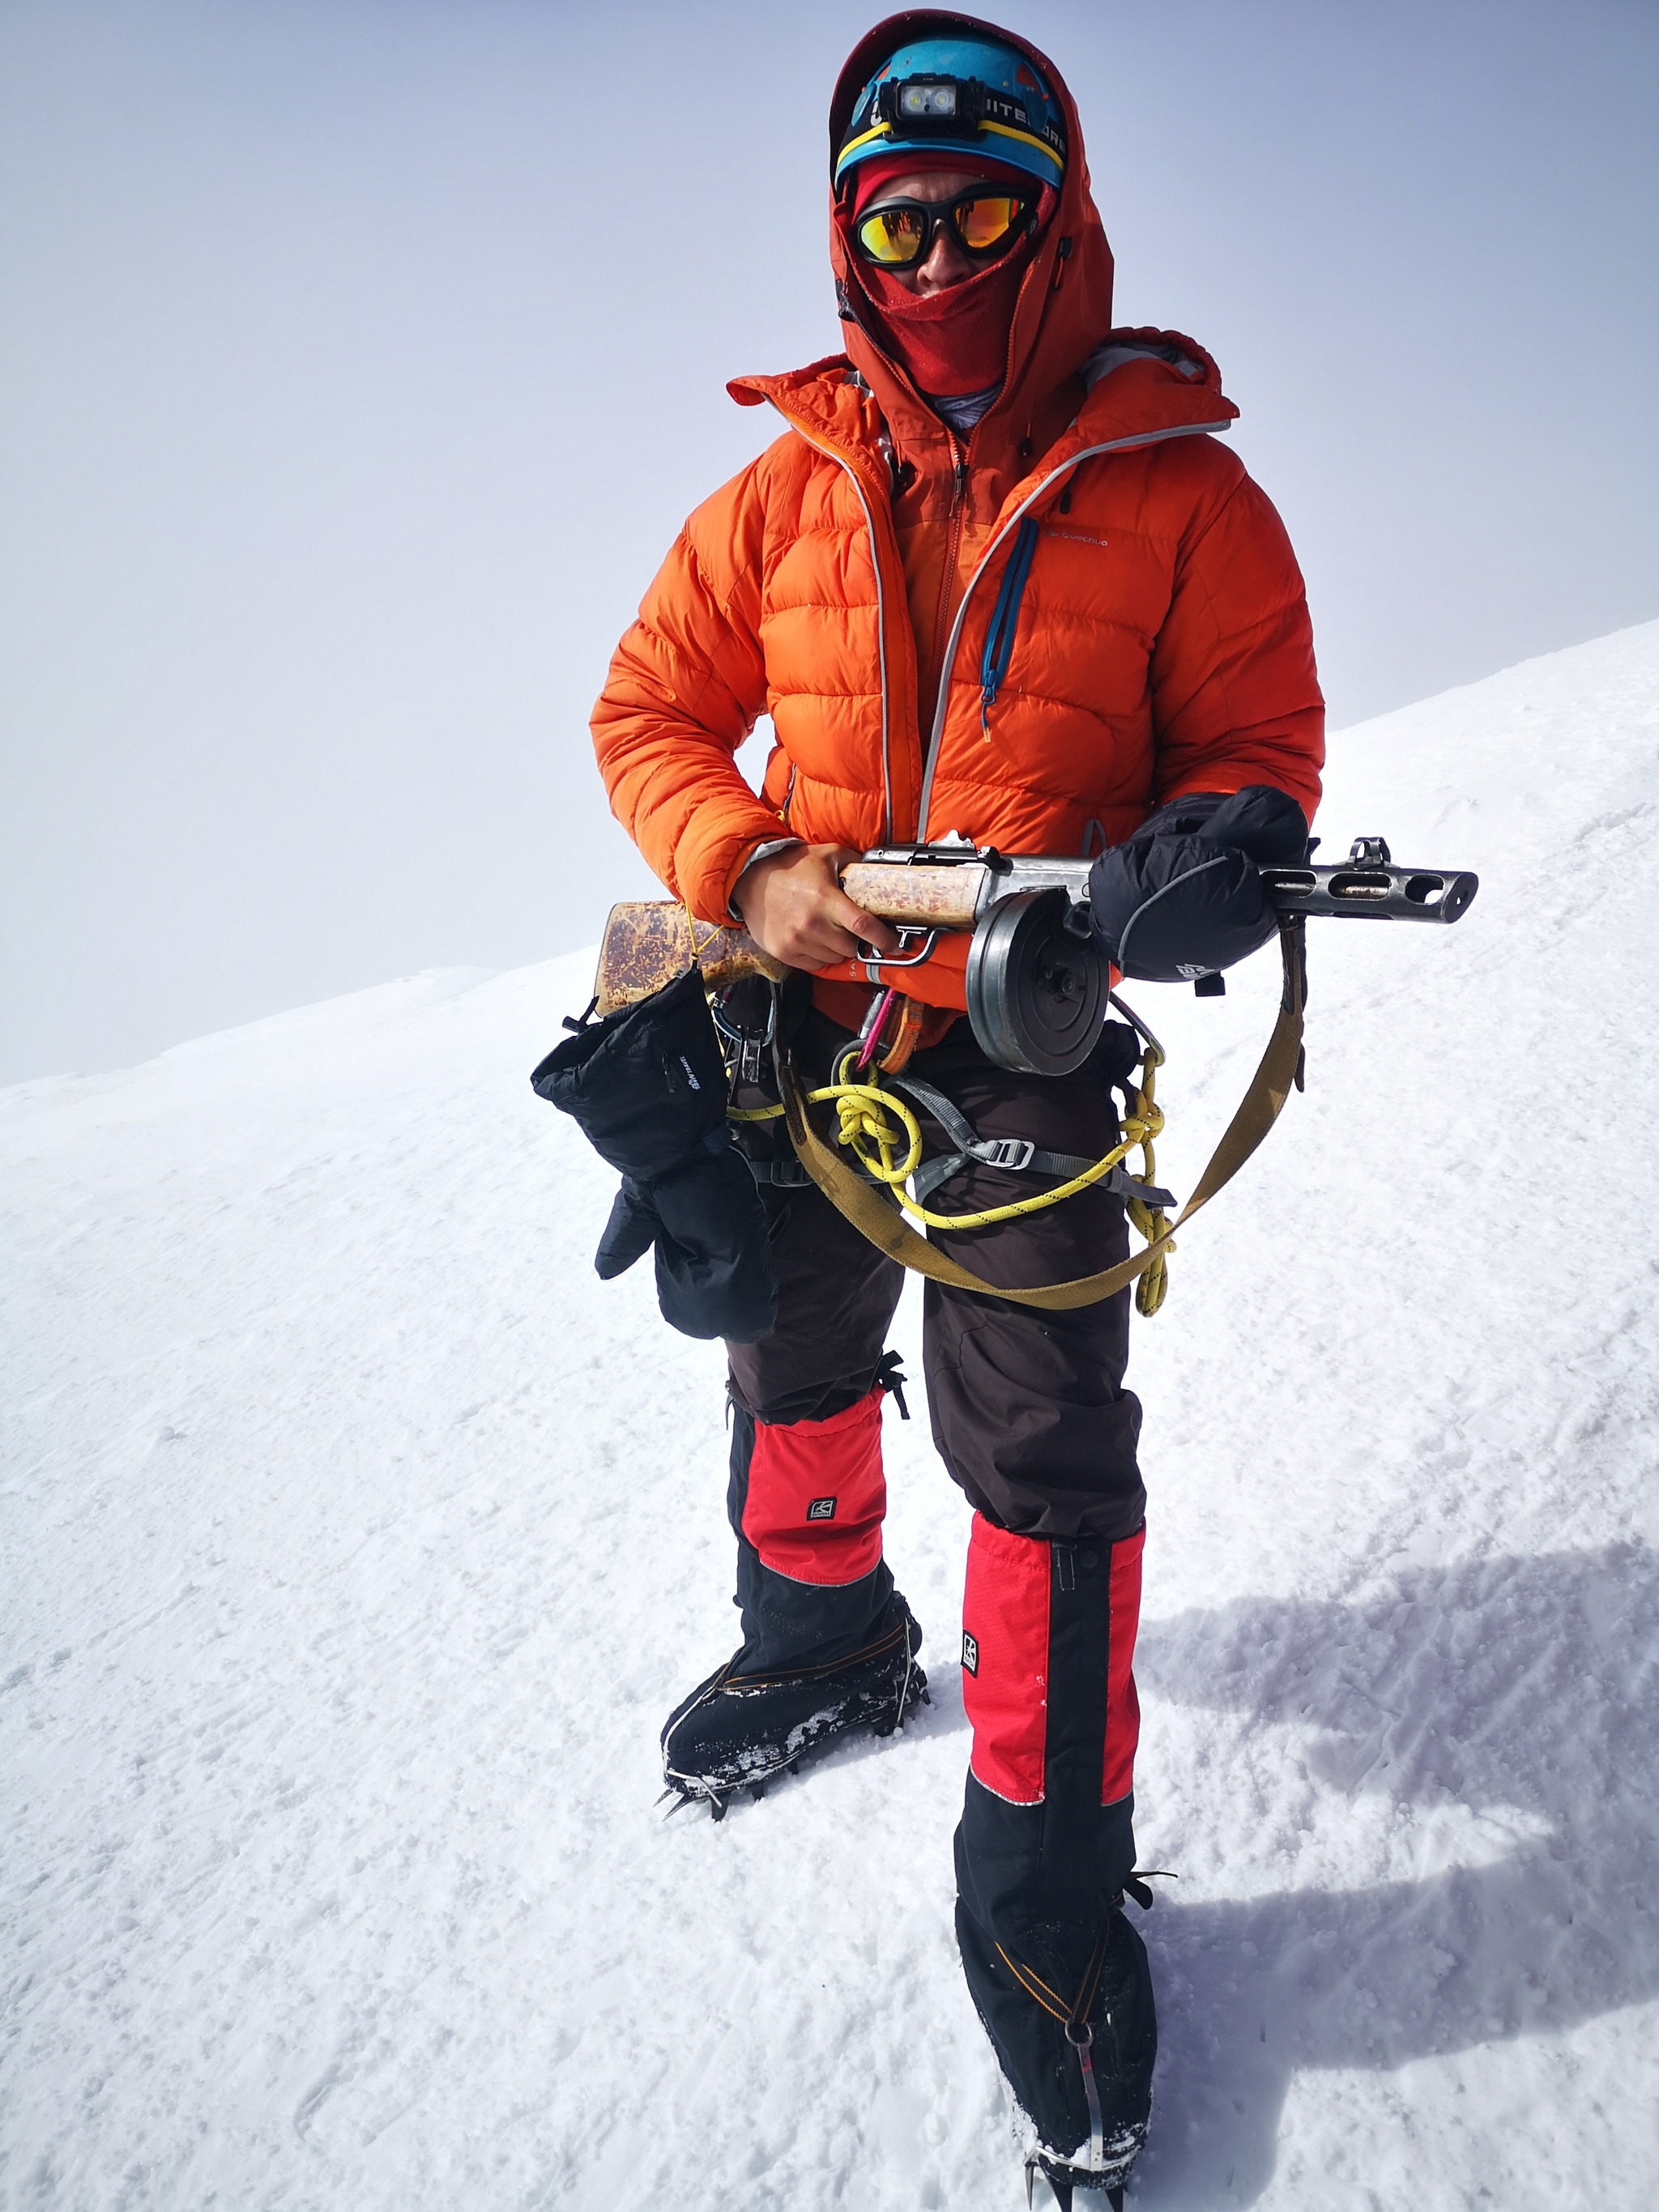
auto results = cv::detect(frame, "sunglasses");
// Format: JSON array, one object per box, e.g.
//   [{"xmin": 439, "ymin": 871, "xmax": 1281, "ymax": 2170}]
[{"xmin": 852, "ymin": 186, "xmax": 1036, "ymax": 270}]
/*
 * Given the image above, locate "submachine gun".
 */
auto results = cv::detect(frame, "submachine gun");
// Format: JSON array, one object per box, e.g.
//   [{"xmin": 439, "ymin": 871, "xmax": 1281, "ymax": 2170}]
[
  {"xmin": 594, "ymin": 835, "xmax": 1479, "ymax": 1076},
  {"xmin": 568, "ymin": 833, "xmax": 1478, "ymax": 1321}
]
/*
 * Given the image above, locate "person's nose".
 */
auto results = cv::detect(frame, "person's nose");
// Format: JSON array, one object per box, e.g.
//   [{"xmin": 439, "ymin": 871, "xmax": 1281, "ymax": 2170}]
[{"xmin": 915, "ymin": 220, "xmax": 973, "ymax": 293}]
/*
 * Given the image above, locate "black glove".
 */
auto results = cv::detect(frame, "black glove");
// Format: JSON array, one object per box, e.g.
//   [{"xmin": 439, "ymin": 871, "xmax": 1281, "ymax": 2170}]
[
  {"xmin": 1087, "ymin": 786, "xmax": 1309, "ymax": 982},
  {"xmin": 531, "ymin": 969, "xmax": 778, "ymax": 1344},
  {"xmin": 593, "ymin": 1143, "xmax": 776, "ymax": 1340}
]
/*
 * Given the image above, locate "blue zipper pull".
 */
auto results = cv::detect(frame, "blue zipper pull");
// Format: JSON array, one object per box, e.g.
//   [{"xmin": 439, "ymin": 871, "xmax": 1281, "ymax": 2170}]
[{"xmin": 979, "ymin": 516, "xmax": 1041, "ymax": 735}]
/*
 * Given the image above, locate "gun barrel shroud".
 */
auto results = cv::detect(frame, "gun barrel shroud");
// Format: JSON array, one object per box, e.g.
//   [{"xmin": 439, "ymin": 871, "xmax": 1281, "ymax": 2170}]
[{"xmin": 842, "ymin": 848, "xmax": 1478, "ymax": 929}]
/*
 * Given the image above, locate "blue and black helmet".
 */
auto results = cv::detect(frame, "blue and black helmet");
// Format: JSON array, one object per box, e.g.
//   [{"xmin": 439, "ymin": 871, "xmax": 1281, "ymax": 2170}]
[{"xmin": 834, "ymin": 30, "xmax": 1067, "ymax": 194}]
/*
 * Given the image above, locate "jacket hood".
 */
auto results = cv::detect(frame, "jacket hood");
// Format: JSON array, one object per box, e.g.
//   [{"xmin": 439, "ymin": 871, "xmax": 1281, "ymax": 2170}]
[{"xmin": 825, "ymin": 11, "xmax": 1116, "ymax": 457}]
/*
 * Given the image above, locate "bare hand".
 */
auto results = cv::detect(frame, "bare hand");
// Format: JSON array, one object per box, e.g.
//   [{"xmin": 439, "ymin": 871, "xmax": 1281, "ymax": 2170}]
[{"xmin": 733, "ymin": 843, "xmax": 901, "ymax": 971}]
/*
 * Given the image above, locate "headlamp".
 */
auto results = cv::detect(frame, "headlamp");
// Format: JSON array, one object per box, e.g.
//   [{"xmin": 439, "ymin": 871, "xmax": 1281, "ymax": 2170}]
[
  {"xmin": 875, "ymin": 74, "xmax": 987, "ymax": 137},
  {"xmin": 869, "ymin": 71, "xmax": 1064, "ymax": 161}
]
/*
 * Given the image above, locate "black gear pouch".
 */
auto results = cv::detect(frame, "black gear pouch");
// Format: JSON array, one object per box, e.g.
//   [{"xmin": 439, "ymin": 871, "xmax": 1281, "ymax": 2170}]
[
  {"xmin": 531, "ymin": 968, "xmax": 730, "ymax": 1174},
  {"xmin": 531, "ymin": 970, "xmax": 778, "ymax": 1344}
]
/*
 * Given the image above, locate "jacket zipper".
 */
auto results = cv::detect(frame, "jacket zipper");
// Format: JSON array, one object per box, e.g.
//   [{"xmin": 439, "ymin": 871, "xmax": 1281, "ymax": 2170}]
[
  {"xmin": 928, "ymin": 441, "xmax": 970, "ymax": 741},
  {"xmin": 913, "ymin": 418, "xmax": 1236, "ymax": 839},
  {"xmin": 768, "ymin": 407, "xmax": 896, "ymax": 844}
]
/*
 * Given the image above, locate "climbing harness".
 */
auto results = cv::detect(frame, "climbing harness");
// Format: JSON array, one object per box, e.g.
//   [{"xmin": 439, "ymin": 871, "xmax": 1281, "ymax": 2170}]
[
  {"xmin": 723, "ymin": 919, "xmax": 1307, "ymax": 1315},
  {"xmin": 731, "ymin": 1019, "xmax": 1175, "ymax": 1308}
]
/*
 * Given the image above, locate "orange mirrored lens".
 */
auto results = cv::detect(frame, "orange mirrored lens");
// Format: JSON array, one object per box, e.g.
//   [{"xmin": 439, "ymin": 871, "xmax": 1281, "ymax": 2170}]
[
  {"xmin": 855, "ymin": 207, "xmax": 929, "ymax": 265},
  {"xmin": 954, "ymin": 195, "xmax": 1021, "ymax": 252}
]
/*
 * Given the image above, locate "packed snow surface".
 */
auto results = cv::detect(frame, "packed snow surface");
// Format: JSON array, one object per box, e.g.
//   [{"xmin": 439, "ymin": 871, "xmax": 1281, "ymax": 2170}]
[{"xmin": 6, "ymin": 624, "xmax": 1659, "ymax": 2211}]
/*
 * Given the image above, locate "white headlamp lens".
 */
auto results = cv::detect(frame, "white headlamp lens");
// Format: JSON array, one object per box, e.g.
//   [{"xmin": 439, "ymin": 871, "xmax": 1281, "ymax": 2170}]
[{"xmin": 901, "ymin": 83, "xmax": 957, "ymax": 117}]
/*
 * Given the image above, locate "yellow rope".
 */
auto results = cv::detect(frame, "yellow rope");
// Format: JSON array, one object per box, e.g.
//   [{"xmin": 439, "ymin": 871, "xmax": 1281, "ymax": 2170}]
[
  {"xmin": 681, "ymin": 897, "xmax": 719, "ymax": 962},
  {"xmin": 1119, "ymin": 1040, "xmax": 1175, "ymax": 1318},
  {"xmin": 730, "ymin": 1035, "xmax": 1179, "ymax": 1294}
]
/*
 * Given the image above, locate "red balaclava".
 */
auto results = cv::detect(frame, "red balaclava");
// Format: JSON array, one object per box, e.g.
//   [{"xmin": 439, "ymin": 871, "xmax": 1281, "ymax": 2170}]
[{"xmin": 838, "ymin": 151, "xmax": 1056, "ymax": 399}]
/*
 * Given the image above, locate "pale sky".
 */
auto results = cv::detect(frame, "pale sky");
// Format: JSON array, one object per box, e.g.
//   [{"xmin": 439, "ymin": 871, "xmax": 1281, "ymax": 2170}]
[{"xmin": 3, "ymin": 0, "xmax": 1656, "ymax": 1083}]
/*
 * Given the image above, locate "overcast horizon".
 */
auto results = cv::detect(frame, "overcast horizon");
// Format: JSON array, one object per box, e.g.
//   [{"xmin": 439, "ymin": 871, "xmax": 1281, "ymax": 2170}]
[{"xmin": 3, "ymin": 0, "xmax": 1657, "ymax": 1085}]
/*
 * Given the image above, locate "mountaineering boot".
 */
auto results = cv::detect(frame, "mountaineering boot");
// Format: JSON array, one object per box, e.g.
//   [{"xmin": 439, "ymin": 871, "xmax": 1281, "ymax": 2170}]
[
  {"xmin": 963, "ymin": 1877, "xmax": 1156, "ymax": 2209},
  {"xmin": 1013, "ymin": 1899, "xmax": 1156, "ymax": 2209},
  {"xmin": 660, "ymin": 1588, "xmax": 928, "ymax": 1817},
  {"xmin": 953, "ymin": 1518, "xmax": 1158, "ymax": 2202},
  {"xmin": 660, "ymin": 1374, "xmax": 924, "ymax": 1815}
]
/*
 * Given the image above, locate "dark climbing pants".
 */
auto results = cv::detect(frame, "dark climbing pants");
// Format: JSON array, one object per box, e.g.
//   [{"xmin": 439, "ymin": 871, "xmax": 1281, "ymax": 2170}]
[{"xmin": 722, "ymin": 1008, "xmax": 1154, "ymax": 2155}]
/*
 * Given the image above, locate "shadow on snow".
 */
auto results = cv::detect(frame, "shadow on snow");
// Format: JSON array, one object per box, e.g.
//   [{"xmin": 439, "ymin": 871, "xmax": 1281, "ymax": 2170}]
[{"xmin": 1128, "ymin": 1541, "xmax": 1659, "ymax": 2204}]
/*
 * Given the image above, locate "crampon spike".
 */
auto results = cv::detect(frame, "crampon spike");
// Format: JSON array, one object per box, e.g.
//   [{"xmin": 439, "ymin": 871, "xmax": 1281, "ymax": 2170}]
[{"xmin": 1023, "ymin": 2157, "xmax": 1125, "ymax": 2210}]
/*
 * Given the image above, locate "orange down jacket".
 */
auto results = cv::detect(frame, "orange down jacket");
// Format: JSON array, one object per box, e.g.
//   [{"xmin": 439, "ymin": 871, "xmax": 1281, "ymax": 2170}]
[{"xmin": 592, "ymin": 15, "xmax": 1324, "ymax": 1017}]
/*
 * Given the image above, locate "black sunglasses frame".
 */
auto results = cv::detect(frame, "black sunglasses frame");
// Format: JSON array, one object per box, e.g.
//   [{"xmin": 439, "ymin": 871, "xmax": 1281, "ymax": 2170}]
[{"xmin": 851, "ymin": 185, "xmax": 1038, "ymax": 271}]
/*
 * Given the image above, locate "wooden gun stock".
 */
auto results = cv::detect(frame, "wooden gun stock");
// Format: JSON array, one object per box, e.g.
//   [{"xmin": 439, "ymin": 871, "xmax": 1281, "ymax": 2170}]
[{"xmin": 594, "ymin": 902, "xmax": 787, "ymax": 1016}]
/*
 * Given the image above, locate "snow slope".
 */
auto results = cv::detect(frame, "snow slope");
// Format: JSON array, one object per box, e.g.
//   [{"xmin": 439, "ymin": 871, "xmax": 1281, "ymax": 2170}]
[{"xmin": 5, "ymin": 622, "xmax": 1658, "ymax": 2212}]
